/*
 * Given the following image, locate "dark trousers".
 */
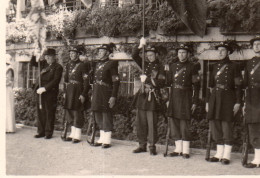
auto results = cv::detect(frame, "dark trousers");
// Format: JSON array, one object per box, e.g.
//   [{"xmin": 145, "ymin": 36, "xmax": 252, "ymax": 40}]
[
  {"xmin": 94, "ymin": 111, "xmax": 113, "ymax": 132},
  {"xmin": 169, "ymin": 118, "xmax": 190, "ymax": 141},
  {"xmin": 36, "ymin": 92, "xmax": 57, "ymax": 136},
  {"xmin": 248, "ymin": 123, "xmax": 260, "ymax": 149},
  {"xmin": 65, "ymin": 109, "xmax": 84, "ymax": 128},
  {"xmin": 210, "ymin": 120, "xmax": 233, "ymax": 145},
  {"xmin": 136, "ymin": 109, "xmax": 158, "ymax": 148}
]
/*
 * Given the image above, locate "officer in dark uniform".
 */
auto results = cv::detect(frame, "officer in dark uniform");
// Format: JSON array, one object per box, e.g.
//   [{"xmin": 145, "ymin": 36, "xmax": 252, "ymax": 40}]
[
  {"xmin": 91, "ymin": 44, "xmax": 120, "ymax": 149},
  {"xmin": 131, "ymin": 38, "xmax": 165, "ymax": 155},
  {"xmin": 166, "ymin": 44, "xmax": 200, "ymax": 159},
  {"xmin": 63, "ymin": 46, "xmax": 91, "ymax": 143},
  {"xmin": 206, "ymin": 41, "xmax": 242, "ymax": 165},
  {"xmin": 30, "ymin": 48, "xmax": 63, "ymax": 139},
  {"xmin": 243, "ymin": 36, "xmax": 260, "ymax": 168}
]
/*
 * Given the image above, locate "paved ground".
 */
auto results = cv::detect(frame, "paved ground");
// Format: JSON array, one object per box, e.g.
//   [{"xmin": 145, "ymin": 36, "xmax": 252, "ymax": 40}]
[{"xmin": 5, "ymin": 126, "xmax": 260, "ymax": 176}]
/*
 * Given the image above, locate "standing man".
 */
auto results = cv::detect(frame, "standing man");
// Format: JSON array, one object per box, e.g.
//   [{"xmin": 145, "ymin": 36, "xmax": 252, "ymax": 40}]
[
  {"xmin": 63, "ymin": 46, "xmax": 90, "ymax": 143},
  {"xmin": 131, "ymin": 38, "xmax": 165, "ymax": 155},
  {"xmin": 91, "ymin": 44, "xmax": 120, "ymax": 149},
  {"xmin": 167, "ymin": 44, "xmax": 200, "ymax": 159},
  {"xmin": 206, "ymin": 41, "xmax": 242, "ymax": 165},
  {"xmin": 31, "ymin": 48, "xmax": 63, "ymax": 139},
  {"xmin": 243, "ymin": 36, "xmax": 260, "ymax": 168}
]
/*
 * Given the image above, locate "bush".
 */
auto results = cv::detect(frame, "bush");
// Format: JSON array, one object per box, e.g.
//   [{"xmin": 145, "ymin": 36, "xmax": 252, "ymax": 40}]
[{"xmin": 14, "ymin": 88, "xmax": 247, "ymax": 152}]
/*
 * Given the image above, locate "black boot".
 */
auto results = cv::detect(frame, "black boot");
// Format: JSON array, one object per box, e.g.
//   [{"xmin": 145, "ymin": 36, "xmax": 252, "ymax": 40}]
[
  {"xmin": 149, "ymin": 147, "xmax": 157, "ymax": 156},
  {"xmin": 133, "ymin": 147, "xmax": 147, "ymax": 153}
]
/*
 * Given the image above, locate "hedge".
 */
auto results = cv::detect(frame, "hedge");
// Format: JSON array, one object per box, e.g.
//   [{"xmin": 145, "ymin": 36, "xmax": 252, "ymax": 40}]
[{"xmin": 14, "ymin": 88, "xmax": 249, "ymax": 153}]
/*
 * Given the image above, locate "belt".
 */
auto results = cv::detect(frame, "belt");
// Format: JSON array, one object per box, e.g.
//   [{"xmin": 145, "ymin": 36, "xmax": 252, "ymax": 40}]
[
  {"xmin": 68, "ymin": 80, "xmax": 81, "ymax": 84},
  {"xmin": 172, "ymin": 84, "xmax": 191, "ymax": 90},
  {"xmin": 94, "ymin": 80, "xmax": 111, "ymax": 87},
  {"xmin": 215, "ymin": 84, "xmax": 231, "ymax": 90},
  {"xmin": 249, "ymin": 83, "xmax": 260, "ymax": 88}
]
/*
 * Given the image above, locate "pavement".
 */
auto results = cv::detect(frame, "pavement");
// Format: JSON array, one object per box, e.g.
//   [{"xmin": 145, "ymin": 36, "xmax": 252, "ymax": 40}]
[{"xmin": 5, "ymin": 126, "xmax": 260, "ymax": 176}]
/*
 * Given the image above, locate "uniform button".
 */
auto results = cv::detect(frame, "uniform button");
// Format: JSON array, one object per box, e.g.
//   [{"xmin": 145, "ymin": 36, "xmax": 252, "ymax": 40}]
[
  {"xmin": 182, "ymin": 80, "xmax": 184, "ymax": 81},
  {"xmin": 217, "ymin": 68, "xmax": 220, "ymax": 70},
  {"xmin": 216, "ymin": 88, "xmax": 219, "ymax": 90}
]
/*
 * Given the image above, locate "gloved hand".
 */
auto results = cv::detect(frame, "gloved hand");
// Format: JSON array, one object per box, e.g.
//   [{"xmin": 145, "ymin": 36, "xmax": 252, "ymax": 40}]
[
  {"xmin": 191, "ymin": 104, "xmax": 196, "ymax": 114},
  {"xmin": 138, "ymin": 37, "xmax": 146, "ymax": 49},
  {"xmin": 140, "ymin": 74, "xmax": 147, "ymax": 83},
  {"xmin": 36, "ymin": 87, "xmax": 46, "ymax": 94},
  {"xmin": 79, "ymin": 95, "xmax": 85, "ymax": 104},
  {"xmin": 205, "ymin": 102, "xmax": 209, "ymax": 113},
  {"xmin": 109, "ymin": 97, "xmax": 116, "ymax": 108},
  {"xmin": 233, "ymin": 103, "xmax": 241, "ymax": 116}
]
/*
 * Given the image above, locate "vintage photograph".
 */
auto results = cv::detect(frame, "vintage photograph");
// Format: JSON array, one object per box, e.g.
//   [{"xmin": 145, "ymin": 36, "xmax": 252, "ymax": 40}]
[{"xmin": 4, "ymin": 0, "xmax": 260, "ymax": 176}]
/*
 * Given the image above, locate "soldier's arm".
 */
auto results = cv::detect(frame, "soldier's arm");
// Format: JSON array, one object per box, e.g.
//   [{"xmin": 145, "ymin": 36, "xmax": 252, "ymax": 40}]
[
  {"xmin": 131, "ymin": 47, "xmax": 142, "ymax": 68},
  {"xmin": 234, "ymin": 63, "xmax": 243, "ymax": 104},
  {"xmin": 206, "ymin": 62, "xmax": 214, "ymax": 102},
  {"xmin": 146, "ymin": 65, "xmax": 166, "ymax": 89},
  {"xmin": 81, "ymin": 63, "xmax": 91, "ymax": 98},
  {"xmin": 43, "ymin": 64, "xmax": 63, "ymax": 91},
  {"xmin": 192, "ymin": 62, "xmax": 201, "ymax": 105},
  {"xmin": 110, "ymin": 61, "xmax": 120, "ymax": 98}
]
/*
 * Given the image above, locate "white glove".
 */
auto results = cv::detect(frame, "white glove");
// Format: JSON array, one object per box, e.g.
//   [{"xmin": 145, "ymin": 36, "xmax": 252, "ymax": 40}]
[
  {"xmin": 138, "ymin": 37, "xmax": 146, "ymax": 49},
  {"xmin": 37, "ymin": 87, "xmax": 46, "ymax": 94},
  {"xmin": 233, "ymin": 103, "xmax": 241, "ymax": 116},
  {"xmin": 205, "ymin": 102, "xmax": 209, "ymax": 113},
  {"xmin": 140, "ymin": 74, "xmax": 147, "ymax": 83}
]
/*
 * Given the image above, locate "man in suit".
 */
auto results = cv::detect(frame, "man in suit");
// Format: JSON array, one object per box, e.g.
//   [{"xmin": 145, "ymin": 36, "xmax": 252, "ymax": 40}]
[
  {"xmin": 62, "ymin": 46, "xmax": 91, "ymax": 143},
  {"xmin": 91, "ymin": 43, "xmax": 120, "ymax": 149},
  {"xmin": 243, "ymin": 36, "xmax": 260, "ymax": 168},
  {"xmin": 167, "ymin": 44, "xmax": 200, "ymax": 159},
  {"xmin": 31, "ymin": 48, "xmax": 63, "ymax": 139},
  {"xmin": 206, "ymin": 41, "xmax": 242, "ymax": 165}
]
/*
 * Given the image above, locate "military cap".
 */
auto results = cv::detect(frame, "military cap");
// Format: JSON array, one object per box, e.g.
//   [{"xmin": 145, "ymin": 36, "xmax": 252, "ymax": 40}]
[
  {"xmin": 215, "ymin": 41, "xmax": 234, "ymax": 54},
  {"xmin": 176, "ymin": 44, "xmax": 191, "ymax": 52},
  {"xmin": 97, "ymin": 44, "xmax": 113, "ymax": 53}
]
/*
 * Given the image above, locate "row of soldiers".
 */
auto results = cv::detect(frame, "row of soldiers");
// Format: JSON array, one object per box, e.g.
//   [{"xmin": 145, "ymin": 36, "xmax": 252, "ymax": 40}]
[{"xmin": 30, "ymin": 36, "xmax": 260, "ymax": 169}]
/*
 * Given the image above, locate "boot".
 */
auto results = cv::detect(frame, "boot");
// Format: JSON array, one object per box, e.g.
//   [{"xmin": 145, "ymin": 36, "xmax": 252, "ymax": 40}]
[
  {"xmin": 221, "ymin": 144, "xmax": 232, "ymax": 165},
  {"xmin": 72, "ymin": 127, "xmax": 81, "ymax": 143},
  {"xmin": 102, "ymin": 131, "xmax": 112, "ymax": 149},
  {"xmin": 149, "ymin": 146, "xmax": 157, "ymax": 156},
  {"xmin": 65, "ymin": 126, "xmax": 75, "ymax": 141},
  {"xmin": 245, "ymin": 149, "xmax": 260, "ymax": 168},
  {"xmin": 169, "ymin": 140, "xmax": 183, "ymax": 157},
  {"xmin": 182, "ymin": 141, "xmax": 190, "ymax": 159},
  {"xmin": 93, "ymin": 130, "xmax": 104, "ymax": 147},
  {"xmin": 133, "ymin": 144, "xmax": 147, "ymax": 153},
  {"xmin": 209, "ymin": 144, "xmax": 224, "ymax": 162}
]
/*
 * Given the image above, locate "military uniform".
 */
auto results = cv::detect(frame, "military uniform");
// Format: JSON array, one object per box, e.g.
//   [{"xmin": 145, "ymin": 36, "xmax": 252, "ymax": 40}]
[
  {"xmin": 91, "ymin": 44, "xmax": 120, "ymax": 148},
  {"xmin": 167, "ymin": 45, "xmax": 200, "ymax": 158},
  {"xmin": 206, "ymin": 42, "xmax": 242, "ymax": 165},
  {"xmin": 64, "ymin": 47, "xmax": 91, "ymax": 143},
  {"xmin": 243, "ymin": 36, "xmax": 260, "ymax": 168},
  {"xmin": 132, "ymin": 47, "xmax": 165, "ymax": 155},
  {"xmin": 30, "ymin": 50, "xmax": 63, "ymax": 138}
]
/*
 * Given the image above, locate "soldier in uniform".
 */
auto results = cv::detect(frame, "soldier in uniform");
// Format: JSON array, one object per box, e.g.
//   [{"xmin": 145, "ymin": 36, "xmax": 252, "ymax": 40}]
[
  {"xmin": 91, "ymin": 44, "xmax": 120, "ymax": 149},
  {"xmin": 131, "ymin": 38, "xmax": 165, "ymax": 155},
  {"xmin": 205, "ymin": 41, "xmax": 242, "ymax": 165},
  {"xmin": 243, "ymin": 36, "xmax": 260, "ymax": 168},
  {"xmin": 167, "ymin": 44, "xmax": 200, "ymax": 159},
  {"xmin": 63, "ymin": 46, "xmax": 91, "ymax": 143},
  {"xmin": 30, "ymin": 48, "xmax": 63, "ymax": 139}
]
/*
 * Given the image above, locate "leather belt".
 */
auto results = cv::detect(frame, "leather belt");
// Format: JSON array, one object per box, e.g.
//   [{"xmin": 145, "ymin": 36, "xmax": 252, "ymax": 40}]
[
  {"xmin": 68, "ymin": 80, "xmax": 80, "ymax": 84},
  {"xmin": 172, "ymin": 84, "xmax": 191, "ymax": 90},
  {"xmin": 249, "ymin": 83, "xmax": 260, "ymax": 88},
  {"xmin": 94, "ymin": 80, "xmax": 111, "ymax": 87}
]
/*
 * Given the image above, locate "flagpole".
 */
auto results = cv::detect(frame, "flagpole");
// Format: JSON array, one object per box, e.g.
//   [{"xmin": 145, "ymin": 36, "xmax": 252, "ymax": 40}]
[
  {"xmin": 38, "ymin": 57, "xmax": 42, "ymax": 109},
  {"xmin": 141, "ymin": 0, "xmax": 145, "ymax": 93}
]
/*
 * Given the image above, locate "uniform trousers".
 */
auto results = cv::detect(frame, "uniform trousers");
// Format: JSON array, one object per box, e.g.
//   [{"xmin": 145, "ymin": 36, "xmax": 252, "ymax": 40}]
[
  {"xmin": 209, "ymin": 120, "xmax": 233, "ymax": 145},
  {"xmin": 36, "ymin": 91, "xmax": 58, "ymax": 136},
  {"xmin": 248, "ymin": 123, "xmax": 260, "ymax": 149},
  {"xmin": 94, "ymin": 111, "xmax": 113, "ymax": 132},
  {"xmin": 169, "ymin": 118, "xmax": 190, "ymax": 141},
  {"xmin": 65, "ymin": 109, "xmax": 84, "ymax": 128},
  {"xmin": 136, "ymin": 109, "xmax": 158, "ymax": 149}
]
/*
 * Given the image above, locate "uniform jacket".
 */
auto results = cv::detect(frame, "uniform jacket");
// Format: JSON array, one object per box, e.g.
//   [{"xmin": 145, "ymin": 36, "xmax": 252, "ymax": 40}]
[
  {"xmin": 167, "ymin": 59, "xmax": 200, "ymax": 119},
  {"xmin": 132, "ymin": 48, "xmax": 165, "ymax": 111},
  {"xmin": 30, "ymin": 56, "xmax": 63, "ymax": 94},
  {"xmin": 206, "ymin": 57, "xmax": 242, "ymax": 122},
  {"xmin": 91, "ymin": 58, "xmax": 120, "ymax": 111},
  {"xmin": 243, "ymin": 56, "xmax": 260, "ymax": 123},
  {"xmin": 64, "ymin": 59, "xmax": 90, "ymax": 110}
]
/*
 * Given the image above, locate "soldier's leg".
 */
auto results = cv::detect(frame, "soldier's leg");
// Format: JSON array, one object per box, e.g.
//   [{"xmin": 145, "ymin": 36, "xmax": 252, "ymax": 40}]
[
  {"xmin": 35, "ymin": 95, "xmax": 47, "ymax": 138},
  {"xmin": 169, "ymin": 118, "xmax": 182, "ymax": 156},
  {"xmin": 65, "ymin": 109, "xmax": 75, "ymax": 141},
  {"xmin": 72, "ymin": 110, "xmax": 84, "ymax": 143},
  {"xmin": 133, "ymin": 109, "xmax": 148, "ymax": 153},
  {"xmin": 93, "ymin": 112, "xmax": 104, "ymax": 146},
  {"xmin": 44, "ymin": 93, "xmax": 57, "ymax": 138},
  {"xmin": 102, "ymin": 112, "xmax": 113, "ymax": 148},
  {"xmin": 209, "ymin": 120, "xmax": 224, "ymax": 162},
  {"xmin": 221, "ymin": 121, "xmax": 233, "ymax": 165},
  {"xmin": 180, "ymin": 119, "xmax": 191, "ymax": 159},
  {"xmin": 246, "ymin": 123, "xmax": 260, "ymax": 168},
  {"xmin": 147, "ymin": 111, "xmax": 158, "ymax": 155}
]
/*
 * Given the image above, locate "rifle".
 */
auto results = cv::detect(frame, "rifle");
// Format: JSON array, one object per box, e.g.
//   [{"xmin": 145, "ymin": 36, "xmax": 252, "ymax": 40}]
[
  {"xmin": 163, "ymin": 117, "xmax": 171, "ymax": 157},
  {"xmin": 87, "ymin": 112, "xmax": 97, "ymax": 145},
  {"xmin": 60, "ymin": 108, "xmax": 68, "ymax": 141},
  {"xmin": 241, "ymin": 90, "xmax": 249, "ymax": 166},
  {"xmin": 205, "ymin": 118, "xmax": 211, "ymax": 161}
]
